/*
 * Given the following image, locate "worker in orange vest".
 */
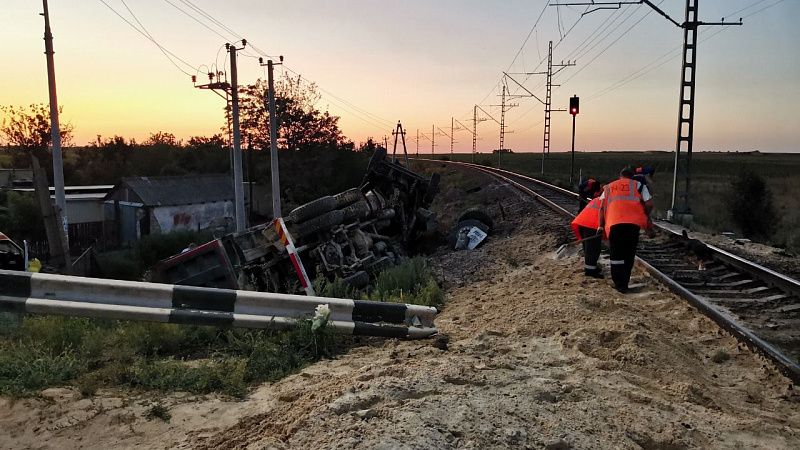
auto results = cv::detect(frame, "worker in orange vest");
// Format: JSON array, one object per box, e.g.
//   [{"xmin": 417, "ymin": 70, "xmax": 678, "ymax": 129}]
[
  {"xmin": 598, "ymin": 167, "xmax": 653, "ymax": 293},
  {"xmin": 570, "ymin": 196, "xmax": 604, "ymax": 278}
]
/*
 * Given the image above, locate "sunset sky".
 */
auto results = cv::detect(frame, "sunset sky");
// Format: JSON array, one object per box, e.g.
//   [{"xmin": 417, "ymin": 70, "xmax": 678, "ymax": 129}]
[{"xmin": 1, "ymin": 1, "xmax": 798, "ymax": 153}]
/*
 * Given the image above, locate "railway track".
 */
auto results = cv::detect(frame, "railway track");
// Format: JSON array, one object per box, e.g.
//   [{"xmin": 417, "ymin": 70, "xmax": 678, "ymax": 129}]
[{"xmin": 427, "ymin": 159, "xmax": 800, "ymax": 384}]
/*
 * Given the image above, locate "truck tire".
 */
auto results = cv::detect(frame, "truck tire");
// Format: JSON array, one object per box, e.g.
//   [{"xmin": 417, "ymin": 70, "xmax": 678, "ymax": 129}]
[
  {"xmin": 342, "ymin": 200, "xmax": 371, "ymax": 222},
  {"xmin": 334, "ymin": 188, "xmax": 364, "ymax": 208},
  {"xmin": 457, "ymin": 207, "xmax": 494, "ymax": 232},
  {"xmin": 448, "ymin": 219, "xmax": 490, "ymax": 249},
  {"xmin": 287, "ymin": 196, "xmax": 337, "ymax": 224},
  {"xmin": 293, "ymin": 209, "xmax": 345, "ymax": 240}
]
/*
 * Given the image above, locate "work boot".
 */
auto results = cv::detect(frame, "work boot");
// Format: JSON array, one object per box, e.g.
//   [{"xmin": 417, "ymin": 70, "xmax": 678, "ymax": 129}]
[{"xmin": 585, "ymin": 269, "xmax": 604, "ymax": 279}]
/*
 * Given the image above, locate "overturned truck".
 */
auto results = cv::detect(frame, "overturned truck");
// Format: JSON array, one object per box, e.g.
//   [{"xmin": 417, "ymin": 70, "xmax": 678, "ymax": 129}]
[{"xmin": 154, "ymin": 148, "xmax": 439, "ymax": 294}]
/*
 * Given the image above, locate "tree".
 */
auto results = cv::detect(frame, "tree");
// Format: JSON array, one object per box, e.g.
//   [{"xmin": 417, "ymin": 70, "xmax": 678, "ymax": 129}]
[
  {"xmin": 0, "ymin": 103, "xmax": 73, "ymax": 169},
  {"xmin": 726, "ymin": 171, "xmax": 779, "ymax": 241},
  {"xmin": 238, "ymin": 74, "xmax": 352, "ymax": 152},
  {"xmin": 144, "ymin": 131, "xmax": 181, "ymax": 147}
]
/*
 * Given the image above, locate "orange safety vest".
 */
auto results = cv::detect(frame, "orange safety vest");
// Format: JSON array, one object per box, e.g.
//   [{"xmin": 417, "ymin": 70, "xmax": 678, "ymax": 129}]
[
  {"xmin": 602, "ymin": 177, "xmax": 649, "ymax": 230},
  {"xmin": 570, "ymin": 197, "xmax": 602, "ymax": 240}
]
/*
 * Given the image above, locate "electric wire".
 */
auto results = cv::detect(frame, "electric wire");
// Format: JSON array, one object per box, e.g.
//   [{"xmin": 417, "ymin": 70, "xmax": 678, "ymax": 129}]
[{"xmin": 97, "ymin": 0, "xmax": 199, "ymax": 76}]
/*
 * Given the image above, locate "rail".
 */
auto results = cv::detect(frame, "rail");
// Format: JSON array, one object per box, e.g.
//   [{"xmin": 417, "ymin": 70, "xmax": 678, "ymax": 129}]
[{"xmin": 423, "ymin": 158, "xmax": 800, "ymax": 383}]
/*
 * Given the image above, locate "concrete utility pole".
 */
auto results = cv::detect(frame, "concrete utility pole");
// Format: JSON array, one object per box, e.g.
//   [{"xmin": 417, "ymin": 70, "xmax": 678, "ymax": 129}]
[
  {"xmin": 260, "ymin": 56, "xmax": 284, "ymax": 218},
  {"xmin": 41, "ymin": 0, "xmax": 68, "ymax": 247},
  {"xmin": 228, "ymin": 42, "xmax": 246, "ymax": 232}
]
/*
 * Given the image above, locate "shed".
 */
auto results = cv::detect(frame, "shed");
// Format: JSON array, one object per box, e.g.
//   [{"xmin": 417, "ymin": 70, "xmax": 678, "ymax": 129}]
[{"xmin": 104, "ymin": 174, "xmax": 244, "ymax": 244}]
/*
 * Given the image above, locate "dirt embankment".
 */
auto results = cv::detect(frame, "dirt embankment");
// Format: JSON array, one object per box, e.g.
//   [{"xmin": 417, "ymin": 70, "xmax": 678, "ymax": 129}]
[{"xmin": 1, "ymin": 165, "xmax": 798, "ymax": 449}]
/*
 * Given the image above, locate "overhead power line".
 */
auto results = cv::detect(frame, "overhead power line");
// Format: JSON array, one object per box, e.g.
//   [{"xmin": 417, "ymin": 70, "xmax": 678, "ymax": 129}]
[{"xmin": 97, "ymin": 0, "xmax": 199, "ymax": 76}]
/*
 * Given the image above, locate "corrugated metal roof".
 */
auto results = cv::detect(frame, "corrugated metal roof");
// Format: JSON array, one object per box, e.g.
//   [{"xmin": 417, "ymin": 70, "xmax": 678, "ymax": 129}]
[{"xmin": 112, "ymin": 174, "xmax": 235, "ymax": 206}]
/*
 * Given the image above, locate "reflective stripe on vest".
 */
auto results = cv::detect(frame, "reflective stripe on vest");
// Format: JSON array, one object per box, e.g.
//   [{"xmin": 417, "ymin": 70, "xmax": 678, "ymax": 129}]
[
  {"xmin": 603, "ymin": 178, "xmax": 649, "ymax": 229},
  {"xmin": 571, "ymin": 197, "xmax": 602, "ymax": 239}
]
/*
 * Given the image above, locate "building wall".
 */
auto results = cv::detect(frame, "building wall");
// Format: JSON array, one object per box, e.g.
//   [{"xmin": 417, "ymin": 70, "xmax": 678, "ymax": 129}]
[
  {"xmin": 151, "ymin": 201, "xmax": 235, "ymax": 234},
  {"xmin": 66, "ymin": 199, "xmax": 105, "ymax": 224}
]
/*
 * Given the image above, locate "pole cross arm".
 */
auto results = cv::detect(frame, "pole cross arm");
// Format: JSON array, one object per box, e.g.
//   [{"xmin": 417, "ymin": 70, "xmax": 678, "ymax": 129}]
[
  {"xmin": 454, "ymin": 119, "xmax": 473, "ymax": 136},
  {"xmin": 503, "ymin": 72, "xmax": 546, "ymax": 104},
  {"xmin": 476, "ymin": 105, "xmax": 501, "ymax": 125}
]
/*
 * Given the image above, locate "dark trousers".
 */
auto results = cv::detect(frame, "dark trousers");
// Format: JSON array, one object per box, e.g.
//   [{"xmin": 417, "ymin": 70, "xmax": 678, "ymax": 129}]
[
  {"xmin": 579, "ymin": 226, "xmax": 601, "ymax": 274},
  {"xmin": 609, "ymin": 224, "xmax": 640, "ymax": 290}
]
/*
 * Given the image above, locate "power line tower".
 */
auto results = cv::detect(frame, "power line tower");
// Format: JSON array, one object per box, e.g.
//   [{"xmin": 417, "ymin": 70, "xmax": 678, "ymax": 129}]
[
  {"xmin": 431, "ymin": 125, "xmax": 436, "ymax": 155},
  {"xmin": 391, "ymin": 121, "xmax": 409, "ymax": 166},
  {"xmin": 549, "ymin": 0, "xmax": 741, "ymax": 224},
  {"xmin": 497, "ymin": 74, "xmax": 541, "ymax": 168},
  {"xmin": 472, "ymin": 105, "xmax": 499, "ymax": 163},
  {"xmin": 415, "ymin": 129, "xmax": 420, "ymax": 157},
  {"xmin": 537, "ymin": 40, "xmax": 575, "ymax": 173}
]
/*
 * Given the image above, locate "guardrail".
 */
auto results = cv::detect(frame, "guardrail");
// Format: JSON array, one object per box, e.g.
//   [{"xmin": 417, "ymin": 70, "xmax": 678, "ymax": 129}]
[{"xmin": 0, "ymin": 270, "xmax": 438, "ymax": 339}]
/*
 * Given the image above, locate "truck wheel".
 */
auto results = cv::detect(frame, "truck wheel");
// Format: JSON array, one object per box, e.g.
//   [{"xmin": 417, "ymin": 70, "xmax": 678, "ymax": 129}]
[
  {"xmin": 457, "ymin": 207, "xmax": 494, "ymax": 232},
  {"xmin": 334, "ymin": 188, "xmax": 364, "ymax": 208},
  {"xmin": 293, "ymin": 210, "xmax": 345, "ymax": 240},
  {"xmin": 448, "ymin": 219, "xmax": 490, "ymax": 249},
  {"xmin": 342, "ymin": 200, "xmax": 371, "ymax": 222},
  {"xmin": 287, "ymin": 196, "xmax": 337, "ymax": 224}
]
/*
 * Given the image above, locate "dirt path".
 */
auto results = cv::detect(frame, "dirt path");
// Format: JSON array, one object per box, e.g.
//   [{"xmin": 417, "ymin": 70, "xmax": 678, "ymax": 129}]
[{"xmin": 1, "ymin": 167, "xmax": 798, "ymax": 449}]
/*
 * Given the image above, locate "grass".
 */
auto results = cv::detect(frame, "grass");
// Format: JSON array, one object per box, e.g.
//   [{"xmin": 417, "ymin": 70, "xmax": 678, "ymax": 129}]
[
  {"xmin": 0, "ymin": 315, "xmax": 345, "ymax": 398},
  {"xmin": 145, "ymin": 403, "xmax": 171, "ymax": 422},
  {"xmin": 443, "ymin": 151, "xmax": 800, "ymax": 252},
  {"xmin": 711, "ymin": 350, "xmax": 731, "ymax": 364},
  {"xmin": 0, "ymin": 254, "xmax": 443, "ymax": 398},
  {"xmin": 316, "ymin": 257, "xmax": 445, "ymax": 309}
]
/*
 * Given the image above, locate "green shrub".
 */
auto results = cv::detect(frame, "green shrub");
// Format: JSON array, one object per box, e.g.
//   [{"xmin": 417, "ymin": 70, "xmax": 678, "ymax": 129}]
[
  {"xmin": 95, "ymin": 250, "xmax": 140, "ymax": 281},
  {"xmin": 371, "ymin": 257, "xmax": 444, "ymax": 308},
  {"xmin": 145, "ymin": 403, "xmax": 172, "ymax": 422},
  {"xmin": 134, "ymin": 230, "xmax": 212, "ymax": 270},
  {"xmin": 726, "ymin": 171, "xmax": 779, "ymax": 241}
]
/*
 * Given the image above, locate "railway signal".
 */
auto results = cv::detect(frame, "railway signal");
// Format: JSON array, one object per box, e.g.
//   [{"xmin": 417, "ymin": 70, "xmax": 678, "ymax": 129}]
[
  {"xmin": 570, "ymin": 95, "xmax": 579, "ymax": 186},
  {"xmin": 570, "ymin": 95, "xmax": 579, "ymax": 116}
]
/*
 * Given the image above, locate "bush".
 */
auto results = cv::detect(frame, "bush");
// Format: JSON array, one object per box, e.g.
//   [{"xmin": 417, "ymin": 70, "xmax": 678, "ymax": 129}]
[
  {"xmin": 726, "ymin": 171, "xmax": 779, "ymax": 241},
  {"xmin": 134, "ymin": 230, "xmax": 213, "ymax": 269},
  {"xmin": 95, "ymin": 229, "xmax": 213, "ymax": 281},
  {"xmin": 371, "ymin": 257, "xmax": 444, "ymax": 308}
]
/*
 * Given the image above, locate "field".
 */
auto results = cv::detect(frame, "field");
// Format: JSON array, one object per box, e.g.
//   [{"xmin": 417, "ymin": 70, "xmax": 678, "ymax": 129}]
[{"xmin": 443, "ymin": 151, "xmax": 800, "ymax": 251}]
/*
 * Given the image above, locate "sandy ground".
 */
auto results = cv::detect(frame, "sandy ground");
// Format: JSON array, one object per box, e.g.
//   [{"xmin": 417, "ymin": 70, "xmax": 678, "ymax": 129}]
[{"xmin": 1, "ymin": 168, "xmax": 799, "ymax": 449}]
